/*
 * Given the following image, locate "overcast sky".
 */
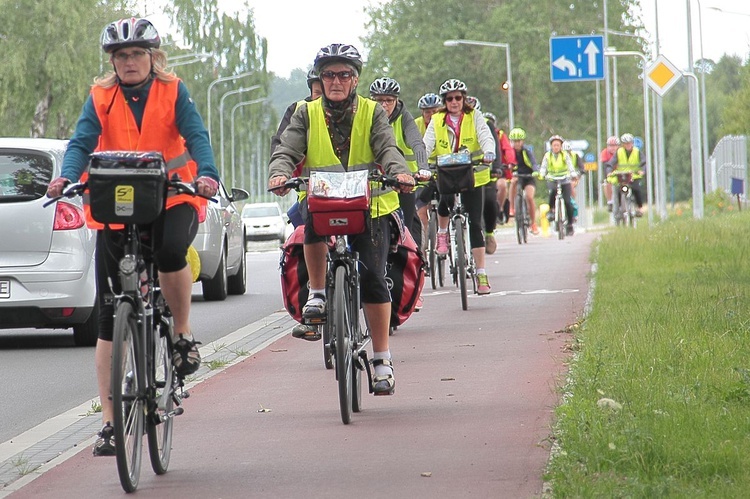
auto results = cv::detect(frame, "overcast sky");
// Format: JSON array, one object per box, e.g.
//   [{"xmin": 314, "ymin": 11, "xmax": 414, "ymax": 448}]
[{"xmin": 146, "ymin": 0, "xmax": 750, "ymax": 77}]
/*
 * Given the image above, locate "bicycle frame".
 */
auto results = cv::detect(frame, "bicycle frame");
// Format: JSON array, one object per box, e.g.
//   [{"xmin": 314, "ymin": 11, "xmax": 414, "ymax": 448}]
[
  {"xmin": 446, "ymin": 193, "xmax": 475, "ymax": 310},
  {"xmin": 514, "ymin": 173, "xmax": 533, "ymax": 244},
  {"xmin": 611, "ymin": 172, "xmax": 637, "ymax": 227},
  {"xmin": 548, "ymin": 176, "xmax": 569, "ymax": 240}
]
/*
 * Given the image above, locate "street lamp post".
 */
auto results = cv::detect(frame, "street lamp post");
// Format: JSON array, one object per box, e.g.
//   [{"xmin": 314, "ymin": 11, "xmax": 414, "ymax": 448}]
[
  {"xmin": 443, "ymin": 39, "xmax": 514, "ymax": 129},
  {"xmin": 219, "ymin": 85, "xmax": 262, "ymax": 180},
  {"xmin": 231, "ymin": 98, "xmax": 268, "ymax": 188},
  {"xmin": 206, "ymin": 71, "xmax": 254, "ymax": 145}
]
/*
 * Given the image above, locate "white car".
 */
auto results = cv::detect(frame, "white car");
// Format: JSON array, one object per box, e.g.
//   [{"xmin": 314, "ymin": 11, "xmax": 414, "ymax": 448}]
[
  {"xmin": 0, "ymin": 138, "xmax": 98, "ymax": 346},
  {"xmin": 242, "ymin": 202, "xmax": 287, "ymax": 244},
  {"xmin": 193, "ymin": 182, "xmax": 249, "ymax": 301}
]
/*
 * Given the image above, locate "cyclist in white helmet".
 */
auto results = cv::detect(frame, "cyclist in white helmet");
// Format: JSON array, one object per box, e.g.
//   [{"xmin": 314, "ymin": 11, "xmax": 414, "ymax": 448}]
[
  {"xmin": 414, "ymin": 92, "xmax": 443, "ymax": 254},
  {"xmin": 600, "ymin": 135, "xmax": 620, "ymax": 211},
  {"xmin": 605, "ymin": 133, "xmax": 646, "ymax": 216},
  {"xmin": 423, "ymin": 78, "xmax": 497, "ymax": 295},
  {"xmin": 539, "ymin": 135, "xmax": 577, "ymax": 236}
]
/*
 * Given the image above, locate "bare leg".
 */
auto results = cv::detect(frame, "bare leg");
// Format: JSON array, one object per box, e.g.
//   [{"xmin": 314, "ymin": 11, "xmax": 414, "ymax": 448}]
[
  {"xmin": 158, "ymin": 266, "xmax": 193, "ymax": 334},
  {"xmin": 364, "ymin": 302, "xmax": 391, "ymax": 353},
  {"xmin": 303, "ymin": 241, "xmax": 328, "ymax": 290},
  {"xmin": 96, "ymin": 339, "xmax": 114, "ymax": 425}
]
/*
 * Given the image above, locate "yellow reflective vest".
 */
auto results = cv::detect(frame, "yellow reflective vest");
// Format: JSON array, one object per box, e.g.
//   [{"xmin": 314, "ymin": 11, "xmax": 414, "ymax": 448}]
[
  {"xmin": 429, "ymin": 110, "xmax": 490, "ymax": 187},
  {"xmin": 305, "ymin": 95, "xmax": 400, "ymax": 218}
]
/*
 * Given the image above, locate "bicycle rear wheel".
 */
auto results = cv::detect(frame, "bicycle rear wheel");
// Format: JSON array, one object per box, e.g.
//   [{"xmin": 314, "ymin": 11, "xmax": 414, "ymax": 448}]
[
  {"xmin": 455, "ymin": 218, "xmax": 468, "ymax": 310},
  {"xmin": 351, "ymin": 308, "xmax": 366, "ymax": 413},
  {"xmin": 428, "ymin": 214, "xmax": 437, "ymax": 289},
  {"xmin": 147, "ymin": 312, "xmax": 174, "ymax": 475},
  {"xmin": 333, "ymin": 266, "xmax": 353, "ymax": 424},
  {"xmin": 112, "ymin": 300, "xmax": 144, "ymax": 493}
]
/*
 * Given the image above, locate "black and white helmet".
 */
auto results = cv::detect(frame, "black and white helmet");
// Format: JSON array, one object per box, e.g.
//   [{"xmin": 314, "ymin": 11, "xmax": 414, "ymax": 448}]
[
  {"xmin": 313, "ymin": 43, "xmax": 363, "ymax": 73},
  {"xmin": 306, "ymin": 68, "xmax": 320, "ymax": 90},
  {"xmin": 417, "ymin": 93, "xmax": 441, "ymax": 109},
  {"xmin": 369, "ymin": 77, "xmax": 401, "ymax": 96},
  {"xmin": 101, "ymin": 18, "xmax": 160, "ymax": 54},
  {"xmin": 439, "ymin": 78, "xmax": 468, "ymax": 97},
  {"xmin": 465, "ymin": 96, "xmax": 481, "ymax": 111},
  {"xmin": 483, "ymin": 112, "xmax": 497, "ymax": 124}
]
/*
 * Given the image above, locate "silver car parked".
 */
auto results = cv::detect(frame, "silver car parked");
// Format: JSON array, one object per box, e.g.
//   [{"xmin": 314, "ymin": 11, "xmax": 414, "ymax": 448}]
[
  {"xmin": 0, "ymin": 138, "xmax": 98, "ymax": 346},
  {"xmin": 193, "ymin": 182, "xmax": 249, "ymax": 301}
]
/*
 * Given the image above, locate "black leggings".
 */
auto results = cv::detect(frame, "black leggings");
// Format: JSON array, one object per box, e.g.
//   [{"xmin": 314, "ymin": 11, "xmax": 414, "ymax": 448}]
[
  {"xmin": 95, "ymin": 204, "xmax": 199, "ymax": 341},
  {"xmin": 482, "ymin": 182, "xmax": 498, "ymax": 233},
  {"xmin": 438, "ymin": 186, "xmax": 485, "ymax": 249},
  {"xmin": 398, "ymin": 191, "xmax": 422, "ymax": 249}
]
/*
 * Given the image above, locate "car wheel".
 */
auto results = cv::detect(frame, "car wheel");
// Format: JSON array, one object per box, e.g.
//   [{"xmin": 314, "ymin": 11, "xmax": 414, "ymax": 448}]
[
  {"xmin": 227, "ymin": 242, "xmax": 247, "ymax": 295},
  {"xmin": 73, "ymin": 299, "xmax": 99, "ymax": 347},
  {"xmin": 202, "ymin": 246, "xmax": 228, "ymax": 301}
]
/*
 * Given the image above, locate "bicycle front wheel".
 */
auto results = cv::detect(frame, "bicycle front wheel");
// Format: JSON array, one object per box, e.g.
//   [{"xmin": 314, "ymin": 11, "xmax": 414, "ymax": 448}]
[
  {"xmin": 556, "ymin": 197, "xmax": 565, "ymax": 240},
  {"xmin": 514, "ymin": 194, "xmax": 524, "ymax": 245},
  {"xmin": 333, "ymin": 266, "xmax": 353, "ymax": 424},
  {"xmin": 428, "ymin": 214, "xmax": 438, "ymax": 289},
  {"xmin": 455, "ymin": 219, "xmax": 468, "ymax": 310},
  {"xmin": 112, "ymin": 300, "xmax": 144, "ymax": 493},
  {"xmin": 147, "ymin": 314, "xmax": 174, "ymax": 475}
]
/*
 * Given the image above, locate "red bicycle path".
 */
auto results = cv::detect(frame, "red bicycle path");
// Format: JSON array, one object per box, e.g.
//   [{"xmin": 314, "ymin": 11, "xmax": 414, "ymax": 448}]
[{"xmin": 10, "ymin": 230, "xmax": 595, "ymax": 498}]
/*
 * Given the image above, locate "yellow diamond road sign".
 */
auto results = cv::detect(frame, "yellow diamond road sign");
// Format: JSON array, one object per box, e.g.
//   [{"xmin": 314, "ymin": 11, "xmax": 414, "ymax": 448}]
[{"xmin": 646, "ymin": 55, "xmax": 682, "ymax": 96}]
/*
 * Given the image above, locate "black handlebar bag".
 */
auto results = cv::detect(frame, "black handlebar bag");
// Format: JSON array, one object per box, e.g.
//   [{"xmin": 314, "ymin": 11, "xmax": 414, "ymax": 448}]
[
  {"xmin": 87, "ymin": 151, "xmax": 168, "ymax": 225},
  {"xmin": 435, "ymin": 151, "xmax": 474, "ymax": 195}
]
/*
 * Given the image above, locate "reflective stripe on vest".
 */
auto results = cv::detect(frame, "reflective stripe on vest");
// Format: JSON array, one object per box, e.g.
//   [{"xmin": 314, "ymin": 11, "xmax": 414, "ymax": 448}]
[
  {"xmin": 616, "ymin": 147, "xmax": 641, "ymax": 172},
  {"xmin": 305, "ymin": 95, "xmax": 399, "ymax": 218},
  {"xmin": 391, "ymin": 115, "xmax": 418, "ymax": 173},
  {"xmin": 431, "ymin": 110, "xmax": 490, "ymax": 187},
  {"xmin": 86, "ymin": 79, "xmax": 204, "ymax": 229}
]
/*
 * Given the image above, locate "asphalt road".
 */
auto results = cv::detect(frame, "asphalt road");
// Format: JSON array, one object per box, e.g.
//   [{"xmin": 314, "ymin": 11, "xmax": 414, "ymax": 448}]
[
  {"xmin": 3, "ymin": 228, "xmax": 596, "ymax": 497},
  {"xmin": 0, "ymin": 241, "xmax": 284, "ymax": 444}
]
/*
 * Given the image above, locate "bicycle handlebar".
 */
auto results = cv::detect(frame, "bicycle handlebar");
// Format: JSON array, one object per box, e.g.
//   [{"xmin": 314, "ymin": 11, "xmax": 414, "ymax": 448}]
[{"xmin": 268, "ymin": 169, "xmax": 421, "ymax": 194}]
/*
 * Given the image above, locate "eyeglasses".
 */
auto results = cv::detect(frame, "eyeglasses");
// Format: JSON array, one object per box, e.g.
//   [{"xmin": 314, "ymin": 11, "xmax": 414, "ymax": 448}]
[
  {"xmin": 445, "ymin": 95, "xmax": 463, "ymax": 103},
  {"xmin": 320, "ymin": 70, "xmax": 354, "ymax": 82},
  {"xmin": 113, "ymin": 50, "xmax": 150, "ymax": 62},
  {"xmin": 374, "ymin": 97, "xmax": 397, "ymax": 104}
]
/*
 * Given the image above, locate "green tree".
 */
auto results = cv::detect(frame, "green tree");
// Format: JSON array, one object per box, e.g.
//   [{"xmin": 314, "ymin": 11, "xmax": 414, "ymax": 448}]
[{"xmin": 0, "ymin": 0, "xmax": 131, "ymax": 138}]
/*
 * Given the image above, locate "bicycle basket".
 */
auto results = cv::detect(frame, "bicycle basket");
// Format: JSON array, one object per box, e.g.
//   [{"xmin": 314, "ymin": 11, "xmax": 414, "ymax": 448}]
[
  {"xmin": 307, "ymin": 170, "xmax": 370, "ymax": 236},
  {"xmin": 88, "ymin": 151, "xmax": 167, "ymax": 225},
  {"xmin": 436, "ymin": 151, "xmax": 473, "ymax": 195}
]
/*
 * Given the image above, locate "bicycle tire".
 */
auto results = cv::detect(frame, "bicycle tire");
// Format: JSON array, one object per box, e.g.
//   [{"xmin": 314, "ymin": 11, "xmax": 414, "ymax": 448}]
[
  {"xmin": 147, "ymin": 313, "xmax": 174, "ymax": 475},
  {"xmin": 455, "ymin": 218, "xmax": 468, "ymax": 310},
  {"xmin": 437, "ymin": 254, "xmax": 446, "ymax": 287},
  {"xmin": 556, "ymin": 196, "xmax": 565, "ymax": 240},
  {"xmin": 514, "ymin": 193, "xmax": 525, "ymax": 245},
  {"xmin": 322, "ymin": 323, "xmax": 333, "ymax": 370},
  {"xmin": 333, "ymin": 266, "xmax": 353, "ymax": 424},
  {"xmin": 351, "ymin": 308, "xmax": 365, "ymax": 413},
  {"xmin": 112, "ymin": 300, "xmax": 144, "ymax": 493},
  {"xmin": 428, "ymin": 214, "xmax": 438, "ymax": 290},
  {"xmin": 522, "ymin": 197, "xmax": 529, "ymax": 243}
]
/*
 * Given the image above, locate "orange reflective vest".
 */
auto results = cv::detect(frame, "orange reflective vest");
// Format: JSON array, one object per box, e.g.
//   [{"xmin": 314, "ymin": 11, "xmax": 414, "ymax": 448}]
[{"xmin": 83, "ymin": 79, "xmax": 204, "ymax": 229}]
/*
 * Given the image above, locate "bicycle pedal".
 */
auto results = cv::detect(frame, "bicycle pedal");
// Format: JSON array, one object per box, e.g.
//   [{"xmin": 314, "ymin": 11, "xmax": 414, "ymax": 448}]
[{"xmin": 303, "ymin": 316, "xmax": 326, "ymax": 326}]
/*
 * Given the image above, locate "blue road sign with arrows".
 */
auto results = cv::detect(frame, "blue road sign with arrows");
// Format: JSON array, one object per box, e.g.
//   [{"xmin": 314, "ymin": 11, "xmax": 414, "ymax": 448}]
[{"xmin": 549, "ymin": 35, "xmax": 605, "ymax": 82}]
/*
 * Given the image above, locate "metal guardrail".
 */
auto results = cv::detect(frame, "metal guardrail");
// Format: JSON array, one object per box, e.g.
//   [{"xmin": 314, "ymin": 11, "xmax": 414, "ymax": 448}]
[{"xmin": 708, "ymin": 135, "xmax": 747, "ymax": 201}]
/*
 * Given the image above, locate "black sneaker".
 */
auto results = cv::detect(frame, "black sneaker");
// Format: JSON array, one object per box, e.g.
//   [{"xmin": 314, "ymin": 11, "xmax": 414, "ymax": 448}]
[
  {"xmin": 93, "ymin": 423, "xmax": 115, "ymax": 456},
  {"xmin": 566, "ymin": 225, "xmax": 575, "ymax": 236}
]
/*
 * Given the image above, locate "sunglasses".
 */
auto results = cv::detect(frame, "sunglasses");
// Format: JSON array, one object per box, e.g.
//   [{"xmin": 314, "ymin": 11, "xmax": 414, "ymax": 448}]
[
  {"xmin": 320, "ymin": 70, "xmax": 354, "ymax": 82},
  {"xmin": 445, "ymin": 95, "xmax": 463, "ymax": 103}
]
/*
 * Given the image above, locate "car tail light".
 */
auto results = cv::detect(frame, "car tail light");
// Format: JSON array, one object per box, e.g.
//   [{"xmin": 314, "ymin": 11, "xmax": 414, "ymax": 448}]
[{"xmin": 53, "ymin": 201, "xmax": 85, "ymax": 230}]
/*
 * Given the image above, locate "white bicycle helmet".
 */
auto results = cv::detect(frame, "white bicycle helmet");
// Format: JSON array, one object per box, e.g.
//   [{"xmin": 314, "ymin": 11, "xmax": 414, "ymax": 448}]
[
  {"xmin": 483, "ymin": 112, "xmax": 497, "ymax": 123},
  {"xmin": 439, "ymin": 78, "xmax": 468, "ymax": 97},
  {"xmin": 549, "ymin": 134, "xmax": 564, "ymax": 144},
  {"xmin": 620, "ymin": 133, "xmax": 634, "ymax": 144},
  {"xmin": 101, "ymin": 18, "xmax": 160, "ymax": 54},
  {"xmin": 466, "ymin": 96, "xmax": 481, "ymax": 111},
  {"xmin": 606, "ymin": 135, "xmax": 620, "ymax": 146},
  {"xmin": 313, "ymin": 43, "xmax": 363, "ymax": 73},
  {"xmin": 369, "ymin": 77, "xmax": 401, "ymax": 96},
  {"xmin": 417, "ymin": 93, "xmax": 441, "ymax": 109}
]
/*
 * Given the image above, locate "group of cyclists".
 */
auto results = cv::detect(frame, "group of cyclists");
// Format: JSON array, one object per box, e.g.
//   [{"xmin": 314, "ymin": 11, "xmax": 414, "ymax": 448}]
[{"xmin": 43, "ymin": 18, "xmax": 647, "ymax": 460}]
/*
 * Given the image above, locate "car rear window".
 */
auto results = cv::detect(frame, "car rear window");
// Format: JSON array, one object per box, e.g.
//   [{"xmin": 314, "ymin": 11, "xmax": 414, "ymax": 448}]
[
  {"xmin": 0, "ymin": 151, "xmax": 54, "ymax": 202},
  {"xmin": 243, "ymin": 206, "xmax": 280, "ymax": 217}
]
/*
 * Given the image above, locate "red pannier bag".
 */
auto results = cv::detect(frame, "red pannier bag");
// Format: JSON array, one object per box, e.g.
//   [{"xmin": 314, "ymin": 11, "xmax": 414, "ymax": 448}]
[
  {"xmin": 387, "ymin": 215, "xmax": 426, "ymax": 327},
  {"xmin": 279, "ymin": 225, "xmax": 334, "ymax": 322},
  {"xmin": 279, "ymin": 225, "xmax": 308, "ymax": 323},
  {"xmin": 307, "ymin": 170, "xmax": 370, "ymax": 236}
]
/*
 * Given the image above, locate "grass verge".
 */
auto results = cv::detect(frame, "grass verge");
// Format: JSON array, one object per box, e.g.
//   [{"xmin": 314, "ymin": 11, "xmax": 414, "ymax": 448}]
[{"xmin": 546, "ymin": 211, "xmax": 750, "ymax": 497}]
